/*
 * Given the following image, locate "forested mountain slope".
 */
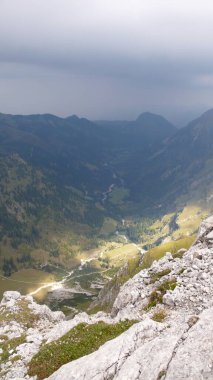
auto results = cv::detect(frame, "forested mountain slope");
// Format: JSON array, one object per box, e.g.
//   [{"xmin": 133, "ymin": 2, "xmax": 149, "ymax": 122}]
[{"xmin": 0, "ymin": 110, "xmax": 212, "ymax": 277}]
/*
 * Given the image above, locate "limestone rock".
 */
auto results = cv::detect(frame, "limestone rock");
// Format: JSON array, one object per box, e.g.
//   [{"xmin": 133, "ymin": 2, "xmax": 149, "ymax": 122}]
[
  {"xmin": 45, "ymin": 214, "xmax": 213, "ymax": 380},
  {"xmin": 1, "ymin": 215, "xmax": 213, "ymax": 380},
  {"xmin": 46, "ymin": 307, "xmax": 213, "ymax": 380},
  {"xmin": 165, "ymin": 307, "xmax": 213, "ymax": 380},
  {"xmin": 1, "ymin": 291, "xmax": 21, "ymax": 303}
]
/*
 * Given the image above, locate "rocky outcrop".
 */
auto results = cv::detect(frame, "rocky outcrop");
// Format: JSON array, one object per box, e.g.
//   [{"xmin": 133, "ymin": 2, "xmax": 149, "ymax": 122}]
[
  {"xmin": 165, "ymin": 307, "xmax": 213, "ymax": 379},
  {"xmin": 46, "ymin": 215, "xmax": 213, "ymax": 380},
  {"xmin": 0, "ymin": 216, "xmax": 213, "ymax": 380},
  {"xmin": 89, "ymin": 262, "xmax": 133, "ymax": 313},
  {"xmin": 46, "ymin": 307, "xmax": 213, "ymax": 380},
  {"xmin": 0, "ymin": 292, "xmax": 113, "ymax": 379},
  {"xmin": 112, "ymin": 216, "xmax": 213, "ymax": 319},
  {"xmin": 0, "ymin": 292, "xmax": 64, "ymax": 380}
]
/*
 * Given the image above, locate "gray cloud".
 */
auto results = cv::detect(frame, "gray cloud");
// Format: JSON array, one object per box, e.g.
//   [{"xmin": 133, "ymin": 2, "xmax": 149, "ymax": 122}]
[{"xmin": 1, "ymin": 0, "xmax": 213, "ymax": 125}]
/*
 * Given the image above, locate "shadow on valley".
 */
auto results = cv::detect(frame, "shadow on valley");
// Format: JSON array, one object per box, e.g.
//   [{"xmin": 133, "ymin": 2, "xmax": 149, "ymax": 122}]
[{"xmin": 0, "ymin": 110, "xmax": 213, "ymax": 313}]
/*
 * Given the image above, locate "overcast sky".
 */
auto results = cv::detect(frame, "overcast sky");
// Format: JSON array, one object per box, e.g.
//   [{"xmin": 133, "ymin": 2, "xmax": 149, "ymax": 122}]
[{"xmin": 1, "ymin": 0, "xmax": 213, "ymax": 125}]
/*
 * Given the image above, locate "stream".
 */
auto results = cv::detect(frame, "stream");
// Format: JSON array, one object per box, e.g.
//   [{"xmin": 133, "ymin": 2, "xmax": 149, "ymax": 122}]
[
  {"xmin": 29, "ymin": 255, "xmax": 105, "ymax": 315},
  {"xmin": 29, "ymin": 270, "xmax": 74, "ymax": 297},
  {"xmin": 28, "ymin": 233, "xmax": 145, "ymax": 315},
  {"xmin": 102, "ymin": 183, "xmax": 115, "ymax": 203}
]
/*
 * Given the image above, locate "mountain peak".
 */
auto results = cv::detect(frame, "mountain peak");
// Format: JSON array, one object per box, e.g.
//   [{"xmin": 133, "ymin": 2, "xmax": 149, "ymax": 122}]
[
  {"xmin": 66, "ymin": 114, "xmax": 80, "ymax": 121},
  {"xmin": 135, "ymin": 112, "xmax": 175, "ymax": 128},
  {"xmin": 200, "ymin": 108, "xmax": 213, "ymax": 121},
  {"xmin": 134, "ymin": 112, "xmax": 176, "ymax": 136},
  {"xmin": 186, "ymin": 108, "xmax": 213, "ymax": 132},
  {"xmin": 202, "ymin": 108, "xmax": 213, "ymax": 116},
  {"xmin": 136, "ymin": 111, "xmax": 161, "ymax": 120}
]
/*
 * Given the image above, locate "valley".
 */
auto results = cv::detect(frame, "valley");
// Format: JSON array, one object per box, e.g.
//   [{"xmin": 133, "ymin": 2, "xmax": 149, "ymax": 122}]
[
  {"xmin": 0, "ymin": 110, "xmax": 213, "ymax": 314},
  {"xmin": 1, "ymin": 3, "xmax": 213, "ymax": 379}
]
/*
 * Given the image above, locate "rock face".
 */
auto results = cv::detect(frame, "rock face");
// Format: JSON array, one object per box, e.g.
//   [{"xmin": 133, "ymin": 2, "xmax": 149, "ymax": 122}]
[
  {"xmin": 47, "ymin": 307, "xmax": 213, "ymax": 380},
  {"xmin": 0, "ymin": 293, "xmax": 113, "ymax": 380},
  {"xmin": 0, "ymin": 216, "xmax": 213, "ymax": 380},
  {"xmin": 46, "ymin": 215, "xmax": 213, "ymax": 380},
  {"xmin": 112, "ymin": 216, "xmax": 213, "ymax": 320},
  {"xmin": 0, "ymin": 292, "xmax": 65, "ymax": 380}
]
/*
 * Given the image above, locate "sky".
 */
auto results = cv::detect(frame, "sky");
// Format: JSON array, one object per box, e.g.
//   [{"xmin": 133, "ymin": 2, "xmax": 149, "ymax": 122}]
[{"xmin": 1, "ymin": 0, "xmax": 213, "ymax": 125}]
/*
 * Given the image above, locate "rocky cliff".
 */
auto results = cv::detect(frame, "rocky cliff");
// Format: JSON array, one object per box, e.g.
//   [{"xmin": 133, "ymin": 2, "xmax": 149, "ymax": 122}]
[{"xmin": 0, "ymin": 216, "xmax": 213, "ymax": 380}]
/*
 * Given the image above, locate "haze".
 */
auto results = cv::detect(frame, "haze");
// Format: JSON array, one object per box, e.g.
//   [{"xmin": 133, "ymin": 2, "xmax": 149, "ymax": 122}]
[{"xmin": 1, "ymin": 0, "xmax": 213, "ymax": 125}]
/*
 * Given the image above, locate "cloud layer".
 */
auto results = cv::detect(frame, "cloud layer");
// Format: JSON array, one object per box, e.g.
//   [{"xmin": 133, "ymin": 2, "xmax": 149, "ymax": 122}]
[{"xmin": 1, "ymin": 0, "xmax": 213, "ymax": 124}]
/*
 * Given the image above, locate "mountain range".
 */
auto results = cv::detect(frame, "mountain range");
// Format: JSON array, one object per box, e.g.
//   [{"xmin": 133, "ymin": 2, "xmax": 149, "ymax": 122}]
[{"xmin": 0, "ymin": 109, "xmax": 213, "ymax": 279}]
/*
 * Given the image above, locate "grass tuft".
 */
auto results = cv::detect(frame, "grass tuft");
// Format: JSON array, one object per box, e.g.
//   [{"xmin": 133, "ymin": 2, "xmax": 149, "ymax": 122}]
[
  {"xmin": 0, "ymin": 299, "xmax": 39, "ymax": 328},
  {"xmin": 0, "ymin": 335, "xmax": 26, "ymax": 363},
  {"xmin": 151, "ymin": 309, "xmax": 167, "ymax": 323},
  {"xmin": 145, "ymin": 279, "xmax": 177, "ymax": 310},
  {"xmin": 28, "ymin": 320, "xmax": 136, "ymax": 379},
  {"xmin": 150, "ymin": 269, "xmax": 171, "ymax": 284}
]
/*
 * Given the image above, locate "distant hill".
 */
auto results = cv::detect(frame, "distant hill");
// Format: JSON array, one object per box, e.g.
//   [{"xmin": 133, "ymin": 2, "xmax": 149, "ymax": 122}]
[
  {"xmin": 130, "ymin": 109, "xmax": 213, "ymax": 212},
  {"xmin": 97, "ymin": 111, "xmax": 176, "ymax": 153}
]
